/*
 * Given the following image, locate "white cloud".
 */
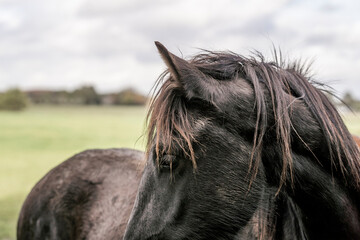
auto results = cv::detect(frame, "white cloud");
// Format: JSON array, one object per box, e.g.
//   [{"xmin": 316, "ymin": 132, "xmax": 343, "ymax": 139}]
[{"xmin": 0, "ymin": 0, "xmax": 359, "ymax": 99}]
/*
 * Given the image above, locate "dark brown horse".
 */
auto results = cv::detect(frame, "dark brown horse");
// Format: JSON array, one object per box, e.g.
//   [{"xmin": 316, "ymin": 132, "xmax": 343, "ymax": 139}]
[
  {"xmin": 124, "ymin": 42, "xmax": 360, "ymax": 239},
  {"xmin": 17, "ymin": 148, "xmax": 143, "ymax": 240}
]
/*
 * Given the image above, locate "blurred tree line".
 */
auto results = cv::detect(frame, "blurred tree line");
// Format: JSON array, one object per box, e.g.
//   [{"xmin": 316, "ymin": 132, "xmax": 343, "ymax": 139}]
[
  {"xmin": 1, "ymin": 86, "xmax": 359, "ymax": 112},
  {"xmin": 0, "ymin": 86, "xmax": 148, "ymax": 111}
]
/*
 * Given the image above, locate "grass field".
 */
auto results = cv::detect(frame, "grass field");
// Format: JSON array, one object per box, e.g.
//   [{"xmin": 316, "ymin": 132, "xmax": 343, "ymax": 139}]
[{"xmin": 0, "ymin": 106, "xmax": 359, "ymax": 239}]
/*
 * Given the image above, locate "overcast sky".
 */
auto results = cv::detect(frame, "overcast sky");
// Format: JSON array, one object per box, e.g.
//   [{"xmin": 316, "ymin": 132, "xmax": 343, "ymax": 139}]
[{"xmin": 0, "ymin": 0, "xmax": 359, "ymax": 98}]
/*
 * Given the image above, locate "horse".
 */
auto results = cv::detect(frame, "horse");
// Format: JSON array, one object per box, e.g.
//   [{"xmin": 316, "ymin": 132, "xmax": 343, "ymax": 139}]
[
  {"xmin": 17, "ymin": 148, "xmax": 143, "ymax": 240},
  {"xmin": 123, "ymin": 42, "xmax": 360, "ymax": 240}
]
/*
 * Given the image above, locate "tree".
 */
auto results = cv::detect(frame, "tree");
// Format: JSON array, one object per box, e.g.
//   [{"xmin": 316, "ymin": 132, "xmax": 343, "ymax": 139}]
[
  {"xmin": 113, "ymin": 88, "xmax": 147, "ymax": 105},
  {"xmin": 0, "ymin": 89, "xmax": 27, "ymax": 111},
  {"xmin": 72, "ymin": 86, "xmax": 101, "ymax": 105},
  {"xmin": 26, "ymin": 90, "xmax": 72, "ymax": 104}
]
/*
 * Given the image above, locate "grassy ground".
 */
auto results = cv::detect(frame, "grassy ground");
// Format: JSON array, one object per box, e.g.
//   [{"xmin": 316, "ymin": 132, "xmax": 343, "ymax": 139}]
[
  {"xmin": 0, "ymin": 105, "xmax": 147, "ymax": 240},
  {"xmin": 0, "ymin": 106, "xmax": 359, "ymax": 239}
]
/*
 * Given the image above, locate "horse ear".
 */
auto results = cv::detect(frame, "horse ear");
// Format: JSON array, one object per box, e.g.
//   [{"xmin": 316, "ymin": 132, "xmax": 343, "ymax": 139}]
[
  {"xmin": 155, "ymin": 41, "xmax": 204, "ymax": 100},
  {"xmin": 154, "ymin": 41, "xmax": 187, "ymax": 82}
]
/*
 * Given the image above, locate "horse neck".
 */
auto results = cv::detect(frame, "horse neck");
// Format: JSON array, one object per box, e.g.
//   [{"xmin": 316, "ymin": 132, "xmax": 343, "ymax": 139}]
[
  {"xmin": 238, "ymin": 183, "xmax": 360, "ymax": 240},
  {"xmin": 236, "ymin": 137, "xmax": 360, "ymax": 240},
  {"xmin": 235, "ymin": 187, "xmax": 307, "ymax": 240},
  {"xmin": 268, "ymin": 151, "xmax": 360, "ymax": 239}
]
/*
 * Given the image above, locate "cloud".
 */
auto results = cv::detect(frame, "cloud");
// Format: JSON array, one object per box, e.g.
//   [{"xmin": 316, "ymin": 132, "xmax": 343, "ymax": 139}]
[{"xmin": 0, "ymin": 0, "xmax": 359, "ymax": 99}]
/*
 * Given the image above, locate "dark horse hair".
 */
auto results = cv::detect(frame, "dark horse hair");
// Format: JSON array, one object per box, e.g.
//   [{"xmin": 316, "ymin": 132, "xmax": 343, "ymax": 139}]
[
  {"xmin": 133, "ymin": 42, "xmax": 360, "ymax": 239},
  {"xmin": 147, "ymin": 43, "xmax": 360, "ymax": 190}
]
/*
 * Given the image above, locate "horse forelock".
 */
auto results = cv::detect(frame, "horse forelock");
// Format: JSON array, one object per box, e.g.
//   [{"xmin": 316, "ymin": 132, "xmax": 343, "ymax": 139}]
[
  {"xmin": 146, "ymin": 72, "xmax": 197, "ymax": 168},
  {"xmin": 147, "ymin": 50, "xmax": 360, "ymax": 191}
]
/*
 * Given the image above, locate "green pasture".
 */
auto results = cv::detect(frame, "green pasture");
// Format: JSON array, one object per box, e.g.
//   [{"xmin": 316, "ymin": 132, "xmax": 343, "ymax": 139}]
[
  {"xmin": 0, "ymin": 105, "xmax": 147, "ymax": 239},
  {"xmin": 0, "ymin": 106, "xmax": 359, "ymax": 239}
]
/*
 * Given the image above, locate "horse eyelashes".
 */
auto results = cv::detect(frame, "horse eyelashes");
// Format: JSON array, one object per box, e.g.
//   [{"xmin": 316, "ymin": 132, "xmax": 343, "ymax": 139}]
[{"xmin": 159, "ymin": 154, "xmax": 179, "ymax": 171}]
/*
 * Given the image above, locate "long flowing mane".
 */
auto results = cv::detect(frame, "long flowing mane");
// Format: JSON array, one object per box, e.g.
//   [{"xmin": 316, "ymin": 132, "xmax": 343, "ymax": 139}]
[{"xmin": 146, "ymin": 49, "xmax": 360, "ymax": 190}]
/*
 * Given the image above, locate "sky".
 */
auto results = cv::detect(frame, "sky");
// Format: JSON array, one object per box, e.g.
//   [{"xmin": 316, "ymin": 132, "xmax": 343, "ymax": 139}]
[{"xmin": 0, "ymin": 0, "xmax": 359, "ymax": 98}]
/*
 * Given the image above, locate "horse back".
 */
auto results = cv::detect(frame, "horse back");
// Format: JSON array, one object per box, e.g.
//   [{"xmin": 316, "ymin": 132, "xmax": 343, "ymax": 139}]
[{"xmin": 17, "ymin": 148, "xmax": 144, "ymax": 240}]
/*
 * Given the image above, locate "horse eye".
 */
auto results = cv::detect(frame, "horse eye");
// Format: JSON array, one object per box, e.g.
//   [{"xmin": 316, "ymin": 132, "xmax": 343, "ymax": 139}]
[{"xmin": 159, "ymin": 154, "xmax": 178, "ymax": 170}]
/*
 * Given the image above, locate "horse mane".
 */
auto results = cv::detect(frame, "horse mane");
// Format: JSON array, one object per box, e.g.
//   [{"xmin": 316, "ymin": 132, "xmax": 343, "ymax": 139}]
[{"xmin": 146, "ymin": 49, "xmax": 360, "ymax": 190}]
